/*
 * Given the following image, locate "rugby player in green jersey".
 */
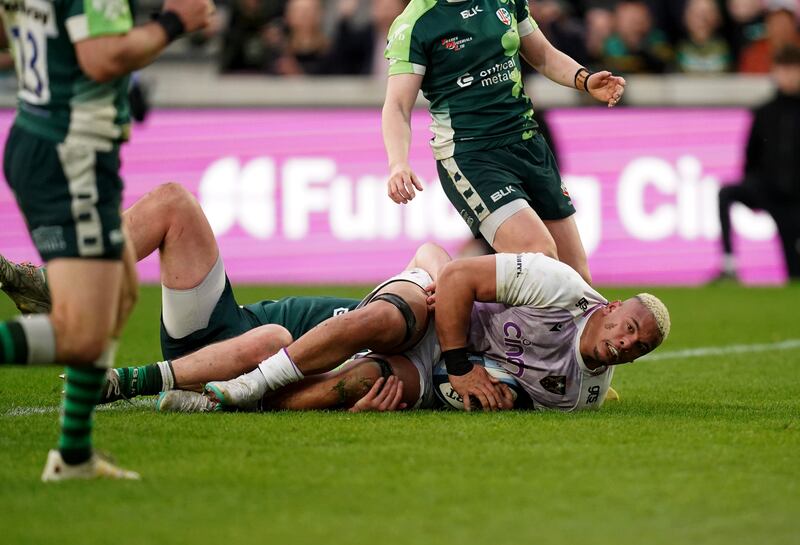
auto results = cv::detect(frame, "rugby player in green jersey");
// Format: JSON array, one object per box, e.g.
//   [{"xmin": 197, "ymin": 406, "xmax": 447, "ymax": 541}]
[
  {"xmin": 382, "ymin": 0, "xmax": 625, "ymax": 286},
  {"xmin": 0, "ymin": 0, "xmax": 211, "ymax": 480}
]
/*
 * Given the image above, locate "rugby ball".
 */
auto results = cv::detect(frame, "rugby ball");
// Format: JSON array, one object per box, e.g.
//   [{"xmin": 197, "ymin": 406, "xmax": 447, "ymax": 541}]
[{"xmin": 432, "ymin": 354, "xmax": 532, "ymax": 410}]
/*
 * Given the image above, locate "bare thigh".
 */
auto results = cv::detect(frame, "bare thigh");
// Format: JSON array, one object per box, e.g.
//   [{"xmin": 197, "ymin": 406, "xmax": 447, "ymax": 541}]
[
  {"xmin": 491, "ymin": 207, "xmax": 558, "ymax": 258},
  {"xmin": 367, "ymin": 280, "xmax": 431, "ymax": 354},
  {"xmin": 544, "ymin": 216, "xmax": 591, "ymax": 284},
  {"xmin": 171, "ymin": 324, "xmax": 293, "ymax": 391},
  {"xmin": 123, "ymin": 182, "xmax": 219, "ymax": 290}
]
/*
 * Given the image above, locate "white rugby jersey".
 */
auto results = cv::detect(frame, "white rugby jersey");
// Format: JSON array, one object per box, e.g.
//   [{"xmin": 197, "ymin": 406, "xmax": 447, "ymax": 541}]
[{"xmin": 468, "ymin": 253, "xmax": 614, "ymax": 411}]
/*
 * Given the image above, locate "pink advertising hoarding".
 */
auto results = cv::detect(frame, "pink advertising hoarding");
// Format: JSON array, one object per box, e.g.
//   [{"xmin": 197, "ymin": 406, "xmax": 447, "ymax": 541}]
[{"xmin": 0, "ymin": 108, "xmax": 785, "ymax": 284}]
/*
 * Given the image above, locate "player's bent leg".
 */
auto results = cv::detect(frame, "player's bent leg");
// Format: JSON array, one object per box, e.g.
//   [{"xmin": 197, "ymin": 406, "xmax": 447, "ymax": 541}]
[
  {"xmin": 123, "ymin": 182, "xmax": 220, "ymax": 290},
  {"xmin": 488, "ymin": 205, "xmax": 558, "ymax": 260},
  {"xmin": 100, "ymin": 324, "xmax": 292, "ymax": 404},
  {"xmin": 171, "ymin": 324, "xmax": 292, "ymax": 391},
  {"xmin": 159, "ymin": 354, "xmax": 421, "ymax": 413},
  {"xmin": 263, "ymin": 354, "xmax": 421, "ymax": 411},
  {"xmin": 0, "ymin": 184, "xmax": 218, "ymax": 316},
  {"xmin": 205, "ymin": 281, "xmax": 430, "ymax": 408},
  {"xmin": 543, "ymin": 215, "xmax": 591, "ymax": 285},
  {"xmin": 204, "ymin": 302, "xmax": 414, "ymax": 409}
]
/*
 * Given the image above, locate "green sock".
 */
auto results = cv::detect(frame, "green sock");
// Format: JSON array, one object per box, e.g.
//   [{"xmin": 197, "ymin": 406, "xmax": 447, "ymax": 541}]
[
  {"xmin": 0, "ymin": 321, "xmax": 29, "ymax": 363},
  {"xmin": 116, "ymin": 363, "xmax": 168, "ymax": 397},
  {"xmin": 59, "ymin": 367, "xmax": 105, "ymax": 465}
]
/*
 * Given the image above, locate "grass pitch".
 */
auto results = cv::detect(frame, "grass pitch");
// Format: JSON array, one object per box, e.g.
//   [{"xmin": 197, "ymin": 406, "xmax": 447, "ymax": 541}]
[{"xmin": 1, "ymin": 283, "xmax": 798, "ymax": 545}]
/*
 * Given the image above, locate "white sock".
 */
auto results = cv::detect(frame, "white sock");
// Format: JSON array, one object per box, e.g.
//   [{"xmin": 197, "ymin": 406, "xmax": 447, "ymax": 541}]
[
  {"xmin": 16, "ymin": 314, "xmax": 55, "ymax": 364},
  {"xmin": 722, "ymin": 254, "xmax": 736, "ymax": 274},
  {"xmin": 157, "ymin": 361, "xmax": 175, "ymax": 391},
  {"xmin": 95, "ymin": 339, "xmax": 119, "ymax": 369},
  {"xmin": 256, "ymin": 349, "xmax": 304, "ymax": 392}
]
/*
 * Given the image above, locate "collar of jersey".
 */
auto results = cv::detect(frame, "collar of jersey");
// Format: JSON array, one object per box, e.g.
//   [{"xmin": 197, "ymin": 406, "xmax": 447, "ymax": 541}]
[
  {"xmin": 441, "ymin": 0, "xmax": 471, "ymax": 4},
  {"xmin": 574, "ymin": 304, "xmax": 607, "ymax": 375}
]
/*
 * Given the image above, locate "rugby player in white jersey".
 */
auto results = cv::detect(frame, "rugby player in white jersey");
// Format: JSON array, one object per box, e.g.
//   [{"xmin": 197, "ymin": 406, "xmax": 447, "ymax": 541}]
[
  {"xmin": 206, "ymin": 256, "xmax": 669, "ymax": 412},
  {"xmin": 432, "ymin": 253, "xmax": 670, "ymax": 410}
]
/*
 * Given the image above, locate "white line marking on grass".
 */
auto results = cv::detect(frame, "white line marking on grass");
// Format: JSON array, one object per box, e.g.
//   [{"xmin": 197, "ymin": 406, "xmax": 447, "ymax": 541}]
[
  {"xmin": 643, "ymin": 339, "xmax": 800, "ymax": 362},
  {"xmin": 4, "ymin": 340, "xmax": 800, "ymax": 416},
  {"xmin": 3, "ymin": 398, "xmax": 154, "ymax": 417}
]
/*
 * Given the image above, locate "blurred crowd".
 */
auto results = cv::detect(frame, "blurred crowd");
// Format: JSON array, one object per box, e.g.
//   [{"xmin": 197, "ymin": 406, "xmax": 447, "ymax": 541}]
[{"xmin": 202, "ymin": 0, "xmax": 800, "ymax": 76}]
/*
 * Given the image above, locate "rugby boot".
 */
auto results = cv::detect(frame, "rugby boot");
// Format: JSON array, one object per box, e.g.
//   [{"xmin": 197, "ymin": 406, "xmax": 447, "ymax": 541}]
[
  {"xmin": 41, "ymin": 449, "xmax": 140, "ymax": 482},
  {"xmin": 156, "ymin": 390, "xmax": 218, "ymax": 413},
  {"xmin": 0, "ymin": 255, "xmax": 50, "ymax": 314},
  {"xmin": 205, "ymin": 375, "xmax": 264, "ymax": 410}
]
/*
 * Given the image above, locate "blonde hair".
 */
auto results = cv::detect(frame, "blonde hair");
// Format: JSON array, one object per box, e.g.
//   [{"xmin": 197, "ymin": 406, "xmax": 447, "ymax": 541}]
[{"xmin": 635, "ymin": 293, "xmax": 671, "ymax": 342}]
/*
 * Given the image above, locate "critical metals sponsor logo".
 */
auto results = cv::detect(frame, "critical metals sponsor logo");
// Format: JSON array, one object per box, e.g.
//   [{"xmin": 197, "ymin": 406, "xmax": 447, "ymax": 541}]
[
  {"xmin": 456, "ymin": 73, "xmax": 474, "ymax": 88},
  {"xmin": 441, "ymin": 36, "xmax": 472, "ymax": 51},
  {"xmin": 496, "ymin": 8, "xmax": 511, "ymax": 25}
]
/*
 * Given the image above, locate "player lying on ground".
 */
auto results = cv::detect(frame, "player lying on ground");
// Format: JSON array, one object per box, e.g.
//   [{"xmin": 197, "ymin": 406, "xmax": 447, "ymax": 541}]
[
  {"xmin": 203, "ymin": 254, "xmax": 670, "ymax": 412},
  {"xmin": 432, "ymin": 253, "xmax": 671, "ymax": 410},
  {"xmin": 1, "ymin": 184, "xmax": 655, "ymax": 412},
  {"xmin": 0, "ymin": 183, "xmax": 456, "ymax": 411}
]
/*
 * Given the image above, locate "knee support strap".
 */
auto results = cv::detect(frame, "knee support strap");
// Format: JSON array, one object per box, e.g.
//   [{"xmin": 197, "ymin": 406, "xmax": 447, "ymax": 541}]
[{"xmin": 370, "ymin": 293, "xmax": 417, "ymax": 345}]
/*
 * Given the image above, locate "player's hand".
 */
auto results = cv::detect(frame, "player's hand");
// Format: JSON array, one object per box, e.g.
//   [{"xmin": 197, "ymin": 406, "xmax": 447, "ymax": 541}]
[
  {"xmin": 162, "ymin": 0, "xmax": 214, "ymax": 33},
  {"xmin": 496, "ymin": 383, "xmax": 514, "ymax": 410},
  {"xmin": 586, "ymin": 71, "xmax": 626, "ymax": 108},
  {"xmin": 424, "ymin": 282, "xmax": 436, "ymax": 312},
  {"xmin": 449, "ymin": 365, "xmax": 502, "ymax": 412},
  {"xmin": 387, "ymin": 163, "xmax": 423, "ymax": 204},
  {"xmin": 349, "ymin": 376, "xmax": 407, "ymax": 413}
]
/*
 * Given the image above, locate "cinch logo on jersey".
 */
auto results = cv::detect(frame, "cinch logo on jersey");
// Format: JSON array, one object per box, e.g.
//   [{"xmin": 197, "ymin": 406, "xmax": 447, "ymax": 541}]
[
  {"xmin": 441, "ymin": 36, "xmax": 472, "ymax": 51},
  {"xmin": 503, "ymin": 321, "xmax": 530, "ymax": 377},
  {"xmin": 0, "ymin": 0, "xmax": 51, "ymax": 24},
  {"xmin": 496, "ymin": 8, "xmax": 511, "ymax": 25},
  {"xmin": 460, "ymin": 6, "xmax": 483, "ymax": 18}
]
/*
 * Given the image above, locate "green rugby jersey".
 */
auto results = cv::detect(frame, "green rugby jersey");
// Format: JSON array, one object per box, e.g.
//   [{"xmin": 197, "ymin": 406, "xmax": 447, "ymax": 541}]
[
  {"xmin": 385, "ymin": 0, "xmax": 540, "ymax": 159},
  {"xmin": 0, "ymin": 0, "xmax": 134, "ymax": 146}
]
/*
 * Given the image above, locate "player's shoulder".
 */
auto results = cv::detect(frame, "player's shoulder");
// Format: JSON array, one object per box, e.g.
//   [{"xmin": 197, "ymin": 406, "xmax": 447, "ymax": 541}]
[{"xmin": 389, "ymin": 0, "xmax": 439, "ymax": 33}]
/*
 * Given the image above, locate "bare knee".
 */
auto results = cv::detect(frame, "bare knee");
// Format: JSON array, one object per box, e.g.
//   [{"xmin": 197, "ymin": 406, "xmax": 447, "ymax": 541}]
[
  {"xmin": 51, "ymin": 317, "xmax": 108, "ymax": 364},
  {"xmin": 352, "ymin": 304, "xmax": 406, "ymax": 350},
  {"xmin": 152, "ymin": 183, "xmax": 201, "ymax": 221},
  {"xmin": 237, "ymin": 325, "xmax": 292, "ymax": 363}
]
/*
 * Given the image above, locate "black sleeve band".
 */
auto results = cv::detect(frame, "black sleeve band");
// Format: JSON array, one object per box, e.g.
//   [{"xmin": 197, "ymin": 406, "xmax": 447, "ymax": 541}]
[
  {"xmin": 573, "ymin": 67, "xmax": 593, "ymax": 92},
  {"xmin": 153, "ymin": 11, "xmax": 185, "ymax": 43},
  {"xmin": 443, "ymin": 347, "xmax": 474, "ymax": 376}
]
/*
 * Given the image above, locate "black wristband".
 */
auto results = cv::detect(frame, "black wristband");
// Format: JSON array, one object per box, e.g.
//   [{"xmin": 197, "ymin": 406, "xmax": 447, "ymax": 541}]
[
  {"xmin": 154, "ymin": 11, "xmax": 185, "ymax": 43},
  {"xmin": 443, "ymin": 347, "xmax": 474, "ymax": 376},
  {"xmin": 573, "ymin": 67, "xmax": 593, "ymax": 92}
]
